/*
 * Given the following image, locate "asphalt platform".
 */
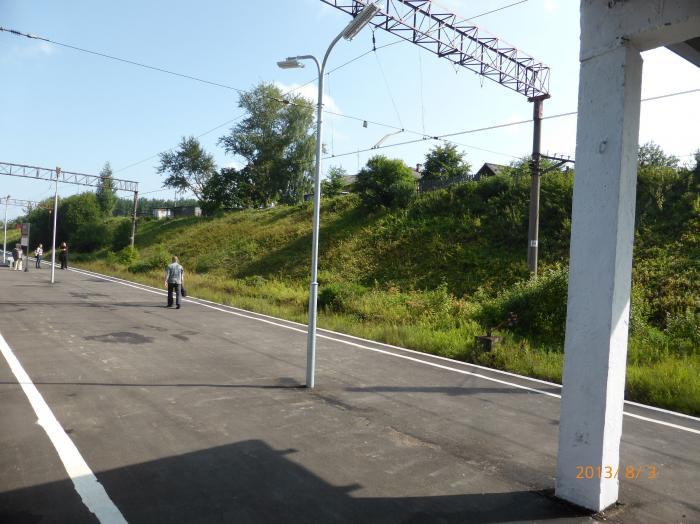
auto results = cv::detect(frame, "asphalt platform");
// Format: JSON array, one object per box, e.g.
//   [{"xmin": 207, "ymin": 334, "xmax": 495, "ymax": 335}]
[{"xmin": 0, "ymin": 265, "xmax": 698, "ymax": 523}]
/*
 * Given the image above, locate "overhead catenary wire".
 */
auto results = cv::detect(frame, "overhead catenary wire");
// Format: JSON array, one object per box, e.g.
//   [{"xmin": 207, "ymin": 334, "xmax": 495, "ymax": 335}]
[
  {"xmin": 372, "ymin": 31, "xmax": 404, "ymax": 129},
  {"xmin": 3, "ymin": 27, "xmax": 696, "ymax": 177},
  {"xmin": 326, "ymin": 87, "xmax": 700, "ymax": 159},
  {"xmin": 0, "ymin": 26, "xmax": 526, "ymax": 167},
  {"xmin": 113, "ymin": 115, "xmax": 246, "ymax": 174},
  {"xmin": 465, "ymin": 0, "xmax": 530, "ymax": 20},
  {"xmin": 0, "ymin": 27, "xmax": 413, "ymax": 140}
]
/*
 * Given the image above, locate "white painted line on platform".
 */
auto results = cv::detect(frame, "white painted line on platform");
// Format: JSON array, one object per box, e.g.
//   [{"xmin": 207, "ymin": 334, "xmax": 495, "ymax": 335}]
[
  {"xmin": 68, "ymin": 266, "xmax": 700, "ymax": 434},
  {"xmin": 0, "ymin": 331, "xmax": 127, "ymax": 524}
]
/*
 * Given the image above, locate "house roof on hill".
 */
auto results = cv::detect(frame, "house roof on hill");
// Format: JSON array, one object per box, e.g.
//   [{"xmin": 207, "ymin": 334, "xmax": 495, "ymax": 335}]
[{"xmin": 475, "ymin": 162, "xmax": 508, "ymax": 179}]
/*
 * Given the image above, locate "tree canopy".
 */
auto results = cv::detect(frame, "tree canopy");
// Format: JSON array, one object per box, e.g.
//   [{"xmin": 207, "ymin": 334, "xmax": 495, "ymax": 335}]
[
  {"xmin": 356, "ymin": 155, "xmax": 416, "ymax": 209},
  {"xmin": 218, "ymin": 82, "xmax": 316, "ymax": 207},
  {"xmin": 96, "ymin": 162, "xmax": 117, "ymax": 216},
  {"xmin": 638, "ymin": 141, "xmax": 679, "ymax": 169},
  {"xmin": 201, "ymin": 167, "xmax": 266, "ymax": 213},
  {"xmin": 321, "ymin": 166, "xmax": 347, "ymax": 197},
  {"xmin": 157, "ymin": 136, "xmax": 216, "ymax": 201},
  {"xmin": 422, "ymin": 143, "xmax": 471, "ymax": 181}
]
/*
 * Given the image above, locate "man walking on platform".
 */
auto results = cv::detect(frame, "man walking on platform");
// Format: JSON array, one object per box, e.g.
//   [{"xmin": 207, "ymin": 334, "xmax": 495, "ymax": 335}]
[{"xmin": 164, "ymin": 256, "xmax": 185, "ymax": 309}]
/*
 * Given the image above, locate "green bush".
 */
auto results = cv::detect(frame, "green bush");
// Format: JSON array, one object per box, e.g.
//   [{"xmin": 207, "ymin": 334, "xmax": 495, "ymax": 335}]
[
  {"xmin": 243, "ymin": 275, "xmax": 268, "ymax": 288},
  {"xmin": 128, "ymin": 245, "xmax": 170, "ymax": 273},
  {"xmin": 117, "ymin": 246, "xmax": 139, "ymax": 265},
  {"xmin": 318, "ymin": 281, "xmax": 367, "ymax": 312},
  {"xmin": 477, "ymin": 266, "xmax": 568, "ymax": 343},
  {"xmin": 355, "ymin": 155, "xmax": 417, "ymax": 210},
  {"xmin": 73, "ymin": 221, "xmax": 111, "ymax": 252},
  {"xmin": 665, "ymin": 309, "xmax": 700, "ymax": 357},
  {"xmin": 111, "ymin": 219, "xmax": 133, "ymax": 251}
]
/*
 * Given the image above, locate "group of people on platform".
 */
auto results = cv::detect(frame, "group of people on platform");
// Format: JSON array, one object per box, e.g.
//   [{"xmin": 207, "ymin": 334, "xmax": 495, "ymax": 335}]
[
  {"xmin": 7, "ymin": 242, "xmax": 68, "ymax": 270},
  {"xmin": 7, "ymin": 242, "xmax": 186, "ymax": 311}
]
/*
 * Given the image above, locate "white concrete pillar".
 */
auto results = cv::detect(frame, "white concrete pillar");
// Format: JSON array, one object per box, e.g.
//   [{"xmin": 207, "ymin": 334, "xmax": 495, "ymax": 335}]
[{"xmin": 555, "ymin": 42, "xmax": 643, "ymax": 511}]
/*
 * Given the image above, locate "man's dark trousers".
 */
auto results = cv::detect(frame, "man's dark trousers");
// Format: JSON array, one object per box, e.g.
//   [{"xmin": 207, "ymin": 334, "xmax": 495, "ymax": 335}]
[{"xmin": 167, "ymin": 283, "xmax": 181, "ymax": 307}]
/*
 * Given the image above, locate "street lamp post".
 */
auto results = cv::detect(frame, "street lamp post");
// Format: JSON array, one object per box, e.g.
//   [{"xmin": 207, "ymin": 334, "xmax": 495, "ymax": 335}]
[
  {"xmin": 278, "ymin": 2, "xmax": 380, "ymax": 388},
  {"xmin": 51, "ymin": 167, "xmax": 60, "ymax": 284},
  {"xmin": 3, "ymin": 195, "xmax": 9, "ymax": 264}
]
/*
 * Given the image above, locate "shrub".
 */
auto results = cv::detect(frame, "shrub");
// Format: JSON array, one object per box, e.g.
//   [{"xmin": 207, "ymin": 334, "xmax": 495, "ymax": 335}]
[
  {"xmin": 73, "ymin": 221, "xmax": 111, "ymax": 252},
  {"xmin": 476, "ymin": 266, "xmax": 568, "ymax": 343},
  {"xmin": 117, "ymin": 246, "xmax": 139, "ymax": 265},
  {"xmin": 244, "ymin": 275, "xmax": 268, "ymax": 287},
  {"xmin": 355, "ymin": 155, "xmax": 417, "ymax": 210},
  {"xmin": 128, "ymin": 245, "xmax": 170, "ymax": 273},
  {"xmin": 318, "ymin": 281, "xmax": 367, "ymax": 312},
  {"xmin": 665, "ymin": 309, "xmax": 700, "ymax": 357},
  {"xmin": 111, "ymin": 219, "xmax": 133, "ymax": 251}
]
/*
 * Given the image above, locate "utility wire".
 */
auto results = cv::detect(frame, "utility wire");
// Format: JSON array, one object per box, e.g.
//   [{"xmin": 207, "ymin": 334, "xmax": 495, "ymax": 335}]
[
  {"xmin": 113, "ymin": 115, "xmax": 245, "ymax": 173},
  {"xmin": 0, "ymin": 26, "xmax": 502, "ymax": 163},
  {"xmin": 113, "ymin": 38, "xmax": 408, "ymax": 175},
  {"xmin": 466, "ymin": 0, "xmax": 529, "ymax": 20},
  {"xmin": 0, "ymin": 27, "xmax": 412, "ymax": 137},
  {"xmin": 372, "ymin": 32, "xmax": 404, "ymax": 128},
  {"xmin": 4, "ymin": 27, "xmax": 696, "ymax": 173},
  {"xmin": 326, "ymin": 87, "xmax": 700, "ymax": 159}
]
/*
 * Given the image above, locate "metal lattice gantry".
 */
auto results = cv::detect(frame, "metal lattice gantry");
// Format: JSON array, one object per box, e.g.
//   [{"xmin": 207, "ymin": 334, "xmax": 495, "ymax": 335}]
[
  {"xmin": 0, "ymin": 161, "xmax": 140, "ymax": 282},
  {"xmin": 3, "ymin": 198, "xmax": 42, "ymax": 210},
  {"xmin": 0, "ymin": 161, "xmax": 139, "ymax": 192},
  {"xmin": 321, "ymin": 0, "xmax": 553, "ymax": 276},
  {"xmin": 319, "ymin": 0, "xmax": 550, "ymax": 98}
]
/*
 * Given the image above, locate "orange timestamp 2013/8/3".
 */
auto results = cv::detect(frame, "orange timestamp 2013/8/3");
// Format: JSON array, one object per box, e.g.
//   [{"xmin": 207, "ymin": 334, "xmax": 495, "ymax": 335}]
[{"xmin": 575, "ymin": 464, "xmax": 657, "ymax": 480}]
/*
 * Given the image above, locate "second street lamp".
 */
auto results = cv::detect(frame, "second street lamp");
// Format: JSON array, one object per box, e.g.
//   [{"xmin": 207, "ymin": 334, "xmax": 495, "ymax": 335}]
[{"xmin": 278, "ymin": 2, "xmax": 379, "ymax": 389}]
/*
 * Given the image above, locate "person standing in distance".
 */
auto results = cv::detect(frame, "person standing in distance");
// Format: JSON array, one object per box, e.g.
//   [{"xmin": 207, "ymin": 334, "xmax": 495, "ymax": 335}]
[
  {"xmin": 165, "ymin": 256, "xmax": 184, "ymax": 309},
  {"xmin": 35, "ymin": 243, "xmax": 43, "ymax": 269},
  {"xmin": 59, "ymin": 241, "xmax": 68, "ymax": 269}
]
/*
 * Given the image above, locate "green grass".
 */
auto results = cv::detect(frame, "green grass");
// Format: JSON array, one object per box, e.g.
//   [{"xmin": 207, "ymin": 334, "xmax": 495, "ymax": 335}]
[{"xmin": 71, "ymin": 170, "xmax": 700, "ymax": 415}]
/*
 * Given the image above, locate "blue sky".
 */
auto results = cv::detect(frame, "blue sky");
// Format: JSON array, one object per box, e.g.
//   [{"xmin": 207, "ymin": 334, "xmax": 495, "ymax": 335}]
[{"xmin": 1, "ymin": 0, "xmax": 698, "ymax": 218}]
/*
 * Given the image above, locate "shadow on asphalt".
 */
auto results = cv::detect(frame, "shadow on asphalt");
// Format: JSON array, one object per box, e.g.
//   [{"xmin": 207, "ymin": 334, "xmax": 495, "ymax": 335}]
[
  {"xmin": 0, "ymin": 381, "xmax": 305, "ymax": 390},
  {"xmin": 0, "ymin": 439, "xmax": 589, "ymax": 523},
  {"xmin": 0, "ymin": 302, "xmax": 166, "ymax": 309},
  {"xmin": 345, "ymin": 385, "xmax": 562, "ymax": 396}
]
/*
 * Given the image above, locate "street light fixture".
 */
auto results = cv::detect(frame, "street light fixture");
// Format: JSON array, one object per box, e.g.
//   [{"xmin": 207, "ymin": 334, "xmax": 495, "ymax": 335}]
[
  {"xmin": 276, "ymin": 58, "xmax": 305, "ymax": 69},
  {"xmin": 278, "ymin": 2, "xmax": 379, "ymax": 388}
]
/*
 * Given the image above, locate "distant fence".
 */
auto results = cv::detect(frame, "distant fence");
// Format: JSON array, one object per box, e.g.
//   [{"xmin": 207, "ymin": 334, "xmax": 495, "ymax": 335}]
[{"xmin": 417, "ymin": 173, "xmax": 477, "ymax": 193}]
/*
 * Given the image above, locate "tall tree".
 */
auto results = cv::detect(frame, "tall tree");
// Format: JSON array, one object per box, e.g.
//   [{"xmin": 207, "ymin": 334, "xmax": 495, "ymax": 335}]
[
  {"xmin": 422, "ymin": 143, "xmax": 471, "ymax": 181},
  {"xmin": 321, "ymin": 166, "xmax": 348, "ymax": 197},
  {"xmin": 218, "ymin": 82, "xmax": 315, "ymax": 206},
  {"xmin": 96, "ymin": 162, "xmax": 117, "ymax": 216},
  {"xmin": 638, "ymin": 141, "xmax": 679, "ymax": 169},
  {"xmin": 201, "ymin": 166, "xmax": 266, "ymax": 213},
  {"xmin": 157, "ymin": 136, "xmax": 216, "ymax": 201}
]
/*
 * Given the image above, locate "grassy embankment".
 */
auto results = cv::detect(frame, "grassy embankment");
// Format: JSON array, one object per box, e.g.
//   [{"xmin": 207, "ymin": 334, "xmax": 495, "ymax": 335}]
[{"xmin": 74, "ymin": 170, "xmax": 700, "ymax": 414}]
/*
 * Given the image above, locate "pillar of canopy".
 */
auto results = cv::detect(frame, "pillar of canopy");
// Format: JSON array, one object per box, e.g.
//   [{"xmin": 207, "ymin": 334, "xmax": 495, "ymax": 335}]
[{"xmin": 556, "ymin": 0, "xmax": 700, "ymax": 512}]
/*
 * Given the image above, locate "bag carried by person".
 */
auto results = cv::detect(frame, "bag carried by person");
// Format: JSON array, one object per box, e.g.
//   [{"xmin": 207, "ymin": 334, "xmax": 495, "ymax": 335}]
[{"xmin": 180, "ymin": 286, "xmax": 187, "ymax": 298}]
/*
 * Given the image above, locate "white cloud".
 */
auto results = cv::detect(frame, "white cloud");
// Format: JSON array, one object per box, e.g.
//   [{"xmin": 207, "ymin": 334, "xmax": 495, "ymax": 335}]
[
  {"xmin": 38, "ymin": 42, "xmax": 54, "ymax": 55},
  {"xmin": 225, "ymin": 160, "xmax": 243, "ymax": 170},
  {"xmin": 1, "ymin": 41, "xmax": 55, "ymax": 63},
  {"xmin": 543, "ymin": 0, "xmax": 558, "ymax": 14},
  {"xmin": 273, "ymin": 81, "xmax": 342, "ymax": 114}
]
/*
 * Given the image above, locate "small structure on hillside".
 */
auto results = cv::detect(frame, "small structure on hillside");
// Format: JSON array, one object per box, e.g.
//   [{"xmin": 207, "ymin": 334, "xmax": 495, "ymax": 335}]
[
  {"xmin": 152, "ymin": 205, "xmax": 201, "ymax": 220},
  {"xmin": 172, "ymin": 205, "xmax": 201, "ymax": 218},
  {"xmin": 152, "ymin": 208, "xmax": 172, "ymax": 220},
  {"xmin": 475, "ymin": 162, "xmax": 507, "ymax": 180}
]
